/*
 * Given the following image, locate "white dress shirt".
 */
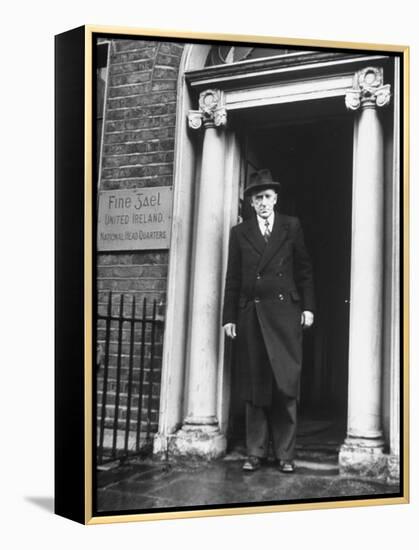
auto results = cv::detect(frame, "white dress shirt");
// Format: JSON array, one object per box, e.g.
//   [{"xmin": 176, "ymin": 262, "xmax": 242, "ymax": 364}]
[{"xmin": 256, "ymin": 212, "xmax": 274, "ymax": 236}]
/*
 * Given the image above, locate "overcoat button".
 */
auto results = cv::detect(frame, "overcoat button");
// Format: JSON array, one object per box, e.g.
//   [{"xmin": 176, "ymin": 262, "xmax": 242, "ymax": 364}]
[
  {"xmin": 278, "ymin": 293, "xmax": 284, "ymax": 301},
  {"xmin": 278, "ymin": 272, "xmax": 283, "ymax": 277},
  {"xmin": 254, "ymin": 297, "xmax": 260, "ymax": 303},
  {"xmin": 256, "ymin": 273, "xmax": 261, "ymax": 280}
]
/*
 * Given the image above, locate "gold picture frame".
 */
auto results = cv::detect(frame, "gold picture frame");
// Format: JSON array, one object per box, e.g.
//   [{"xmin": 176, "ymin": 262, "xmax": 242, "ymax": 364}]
[{"xmin": 55, "ymin": 25, "xmax": 409, "ymax": 524}]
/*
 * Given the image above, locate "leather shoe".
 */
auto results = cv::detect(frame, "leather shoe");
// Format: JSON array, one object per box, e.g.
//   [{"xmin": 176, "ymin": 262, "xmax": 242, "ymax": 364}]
[
  {"xmin": 278, "ymin": 460, "xmax": 295, "ymax": 473},
  {"xmin": 242, "ymin": 456, "xmax": 262, "ymax": 471}
]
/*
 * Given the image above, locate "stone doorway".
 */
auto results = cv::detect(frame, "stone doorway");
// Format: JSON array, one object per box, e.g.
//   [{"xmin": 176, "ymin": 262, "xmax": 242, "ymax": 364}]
[{"xmin": 158, "ymin": 51, "xmax": 398, "ymax": 480}]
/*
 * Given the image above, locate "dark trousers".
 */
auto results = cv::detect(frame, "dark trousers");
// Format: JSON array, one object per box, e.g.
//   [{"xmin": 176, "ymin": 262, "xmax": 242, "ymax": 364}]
[{"xmin": 246, "ymin": 384, "xmax": 297, "ymax": 461}]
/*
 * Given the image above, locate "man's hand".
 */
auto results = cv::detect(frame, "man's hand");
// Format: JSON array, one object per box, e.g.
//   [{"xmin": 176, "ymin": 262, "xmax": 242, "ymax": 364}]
[
  {"xmin": 223, "ymin": 323, "xmax": 237, "ymax": 339},
  {"xmin": 301, "ymin": 311, "xmax": 314, "ymax": 328}
]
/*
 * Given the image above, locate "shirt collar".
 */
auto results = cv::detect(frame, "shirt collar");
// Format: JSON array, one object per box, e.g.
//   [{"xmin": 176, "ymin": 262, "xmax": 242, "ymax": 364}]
[{"xmin": 257, "ymin": 212, "xmax": 274, "ymax": 232}]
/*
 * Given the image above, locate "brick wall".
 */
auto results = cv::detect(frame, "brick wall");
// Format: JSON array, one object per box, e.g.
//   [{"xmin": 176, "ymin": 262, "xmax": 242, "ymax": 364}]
[{"xmin": 96, "ymin": 38, "xmax": 184, "ymax": 451}]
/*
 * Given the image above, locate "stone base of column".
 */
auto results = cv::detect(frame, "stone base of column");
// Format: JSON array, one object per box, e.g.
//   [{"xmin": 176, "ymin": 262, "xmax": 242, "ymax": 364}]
[
  {"xmin": 168, "ymin": 424, "xmax": 227, "ymax": 459},
  {"xmin": 153, "ymin": 432, "xmax": 171, "ymax": 459},
  {"xmin": 339, "ymin": 437, "xmax": 387, "ymax": 478},
  {"xmin": 386, "ymin": 454, "xmax": 400, "ymax": 485}
]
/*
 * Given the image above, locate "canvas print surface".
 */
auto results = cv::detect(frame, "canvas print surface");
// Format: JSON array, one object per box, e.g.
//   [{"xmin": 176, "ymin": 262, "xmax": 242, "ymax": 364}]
[{"xmin": 92, "ymin": 33, "xmax": 404, "ymax": 517}]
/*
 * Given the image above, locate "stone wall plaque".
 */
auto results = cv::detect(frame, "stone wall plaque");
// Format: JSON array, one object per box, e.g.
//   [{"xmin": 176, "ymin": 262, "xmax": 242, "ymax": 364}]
[{"xmin": 97, "ymin": 186, "xmax": 173, "ymax": 251}]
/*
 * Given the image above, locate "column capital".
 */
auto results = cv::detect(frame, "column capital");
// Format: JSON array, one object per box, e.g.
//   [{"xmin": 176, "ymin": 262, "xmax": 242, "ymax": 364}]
[
  {"xmin": 188, "ymin": 89, "xmax": 227, "ymax": 130},
  {"xmin": 345, "ymin": 66, "xmax": 391, "ymax": 110}
]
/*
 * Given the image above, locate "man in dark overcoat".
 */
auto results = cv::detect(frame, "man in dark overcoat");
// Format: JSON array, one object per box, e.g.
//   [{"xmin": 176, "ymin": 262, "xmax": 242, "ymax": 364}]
[{"xmin": 222, "ymin": 169, "xmax": 315, "ymax": 472}]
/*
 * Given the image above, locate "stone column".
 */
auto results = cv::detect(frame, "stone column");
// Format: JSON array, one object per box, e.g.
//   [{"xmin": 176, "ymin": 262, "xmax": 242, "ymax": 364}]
[
  {"xmin": 339, "ymin": 67, "xmax": 391, "ymax": 476},
  {"xmin": 171, "ymin": 89, "xmax": 227, "ymax": 458}
]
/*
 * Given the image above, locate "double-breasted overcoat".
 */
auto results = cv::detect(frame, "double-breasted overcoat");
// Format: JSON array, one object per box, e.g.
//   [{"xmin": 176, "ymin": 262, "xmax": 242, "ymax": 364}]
[{"xmin": 222, "ymin": 213, "xmax": 315, "ymax": 406}]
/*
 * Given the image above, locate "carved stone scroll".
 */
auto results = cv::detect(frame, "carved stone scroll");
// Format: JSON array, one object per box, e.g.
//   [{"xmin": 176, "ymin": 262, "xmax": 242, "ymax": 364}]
[
  {"xmin": 188, "ymin": 89, "xmax": 227, "ymax": 129},
  {"xmin": 345, "ymin": 67, "xmax": 391, "ymax": 110}
]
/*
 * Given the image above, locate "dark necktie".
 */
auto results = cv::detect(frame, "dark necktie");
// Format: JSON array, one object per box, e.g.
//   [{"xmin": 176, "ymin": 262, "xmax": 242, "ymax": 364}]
[{"xmin": 263, "ymin": 220, "xmax": 271, "ymax": 242}]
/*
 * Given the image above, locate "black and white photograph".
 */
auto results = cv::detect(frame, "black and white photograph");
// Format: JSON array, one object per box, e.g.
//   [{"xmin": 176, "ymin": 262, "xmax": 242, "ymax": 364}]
[
  {"xmin": 5, "ymin": 0, "xmax": 419, "ymax": 545},
  {"xmin": 91, "ymin": 30, "xmax": 406, "ymax": 519}
]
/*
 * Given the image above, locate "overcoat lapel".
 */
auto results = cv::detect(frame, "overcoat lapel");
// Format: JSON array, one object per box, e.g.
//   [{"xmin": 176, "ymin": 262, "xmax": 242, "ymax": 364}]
[
  {"xmin": 257, "ymin": 215, "xmax": 289, "ymax": 273},
  {"xmin": 242, "ymin": 215, "xmax": 266, "ymax": 256}
]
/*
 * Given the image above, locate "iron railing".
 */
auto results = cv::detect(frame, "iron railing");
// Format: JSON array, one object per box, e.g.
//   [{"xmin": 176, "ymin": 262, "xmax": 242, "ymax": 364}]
[{"xmin": 96, "ymin": 291, "xmax": 164, "ymax": 465}]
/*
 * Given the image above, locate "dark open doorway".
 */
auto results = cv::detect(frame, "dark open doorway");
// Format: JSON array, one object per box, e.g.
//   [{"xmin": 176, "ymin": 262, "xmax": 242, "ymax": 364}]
[{"xmin": 228, "ymin": 102, "xmax": 353, "ymax": 455}]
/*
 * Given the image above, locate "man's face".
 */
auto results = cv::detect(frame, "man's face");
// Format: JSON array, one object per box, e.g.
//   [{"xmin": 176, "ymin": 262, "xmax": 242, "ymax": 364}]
[{"xmin": 250, "ymin": 188, "xmax": 278, "ymax": 219}]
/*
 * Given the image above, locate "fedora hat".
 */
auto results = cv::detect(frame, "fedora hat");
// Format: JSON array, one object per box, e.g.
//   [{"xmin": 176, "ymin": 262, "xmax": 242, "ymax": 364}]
[{"xmin": 244, "ymin": 169, "xmax": 280, "ymax": 196}]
